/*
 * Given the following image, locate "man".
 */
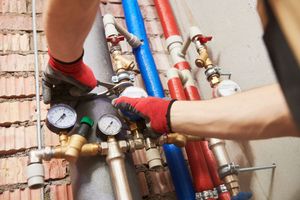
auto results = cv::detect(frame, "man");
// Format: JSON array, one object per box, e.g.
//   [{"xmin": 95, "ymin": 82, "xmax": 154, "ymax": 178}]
[{"xmin": 43, "ymin": 0, "xmax": 299, "ymax": 139}]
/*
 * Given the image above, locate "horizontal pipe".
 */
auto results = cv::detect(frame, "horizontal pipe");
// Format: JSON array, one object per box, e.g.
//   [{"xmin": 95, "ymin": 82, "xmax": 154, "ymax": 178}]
[{"xmin": 121, "ymin": 1, "xmax": 195, "ymax": 199}]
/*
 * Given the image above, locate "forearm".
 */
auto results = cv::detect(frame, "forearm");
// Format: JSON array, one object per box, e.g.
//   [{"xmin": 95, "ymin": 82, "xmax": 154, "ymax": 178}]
[
  {"xmin": 44, "ymin": 0, "xmax": 99, "ymax": 62},
  {"xmin": 171, "ymin": 84, "xmax": 299, "ymax": 140}
]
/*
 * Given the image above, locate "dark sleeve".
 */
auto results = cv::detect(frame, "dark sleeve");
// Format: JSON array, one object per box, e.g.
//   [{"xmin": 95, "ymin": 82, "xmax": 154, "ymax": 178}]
[{"xmin": 263, "ymin": 1, "xmax": 300, "ymax": 129}]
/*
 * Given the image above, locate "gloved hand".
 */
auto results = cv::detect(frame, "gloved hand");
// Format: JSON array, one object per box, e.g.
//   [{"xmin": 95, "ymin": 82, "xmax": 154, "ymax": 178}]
[
  {"xmin": 43, "ymin": 52, "xmax": 97, "ymax": 104},
  {"xmin": 113, "ymin": 97, "xmax": 176, "ymax": 134},
  {"xmin": 231, "ymin": 192, "xmax": 253, "ymax": 200}
]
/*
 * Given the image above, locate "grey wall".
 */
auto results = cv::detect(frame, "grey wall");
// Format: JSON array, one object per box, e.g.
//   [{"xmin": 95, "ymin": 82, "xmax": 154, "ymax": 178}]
[{"xmin": 170, "ymin": 0, "xmax": 300, "ymax": 199}]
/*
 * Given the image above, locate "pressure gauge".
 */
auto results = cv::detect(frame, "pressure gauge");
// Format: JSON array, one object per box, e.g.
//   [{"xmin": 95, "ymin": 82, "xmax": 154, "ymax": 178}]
[
  {"xmin": 46, "ymin": 104, "xmax": 77, "ymax": 133},
  {"xmin": 97, "ymin": 114, "xmax": 122, "ymax": 136}
]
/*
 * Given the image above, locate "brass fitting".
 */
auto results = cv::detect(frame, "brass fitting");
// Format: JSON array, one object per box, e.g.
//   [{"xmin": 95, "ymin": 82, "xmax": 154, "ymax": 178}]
[
  {"xmin": 159, "ymin": 133, "xmax": 203, "ymax": 147},
  {"xmin": 224, "ymin": 174, "xmax": 240, "ymax": 196},
  {"xmin": 65, "ymin": 134, "xmax": 87, "ymax": 162},
  {"xmin": 53, "ymin": 143, "xmax": 100, "ymax": 158},
  {"xmin": 112, "ymin": 50, "xmax": 135, "ymax": 73},
  {"xmin": 59, "ymin": 133, "xmax": 69, "ymax": 146},
  {"xmin": 210, "ymin": 75, "xmax": 221, "ymax": 87}
]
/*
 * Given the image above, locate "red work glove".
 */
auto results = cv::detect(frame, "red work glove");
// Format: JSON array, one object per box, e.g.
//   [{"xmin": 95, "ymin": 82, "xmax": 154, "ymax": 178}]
[
  {"xmin": 113, "ymin": 97, "xmax": 176, "ymax": 134},
  {"xmin": 47, "ymin": 51, "xmax": 97, "ymax": 90}
]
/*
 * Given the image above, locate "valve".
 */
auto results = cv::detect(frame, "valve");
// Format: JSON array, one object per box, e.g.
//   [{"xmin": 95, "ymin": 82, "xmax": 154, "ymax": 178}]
[
  {"xmin": 194, "ymin": 35, "xmax": 213, "ymax": 44},
  {"xmin": 65, "ymin": 116, "xmax": 94, "ymax": 162},
  {"xmin": 107, "ymin": 35, "xmax": 125, "ymax": 45}
]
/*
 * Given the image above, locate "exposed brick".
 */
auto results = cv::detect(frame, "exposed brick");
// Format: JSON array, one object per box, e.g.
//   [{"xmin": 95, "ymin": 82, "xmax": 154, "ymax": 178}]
[
  {"xmin": 139, "ymin": 0, "xmax": 154, "ymax": 6},
  {"xmin": 0, "ymin": 125, "xmax": 59, "ymax": 154},
  {"xmin": 137, "ymin": 172, "xmax": 149, "ymax": 197},
  {"xmin": 29, "ymin": 33, "xmax": 47, "ymax": 52},
  {"xmin": 0, "ymin": 188, "xmax": 41, "ymax": 200},
  {"xmin": 140, "ymin": 5, "xmax": 158, "ymax": 20},
  {"xmin": 26, "ymin": 0, "xmax": 44, "ymax": 14},
  {"xmin": 149, "ymin": 169, "xmax": 174, "ymax": 194},
  {"xmin": 149, "ymin": 36, "xmax": 166, "ymax": 52},
  {"xmin": 50, "ymin": 184, "xmax": 73, "ymax": 200},
  {"xmin": 0, "ymin": 33, "xmax": 30, "ymax": 52},
  {"xmin": 0, "ymin": 15, "xmax": 43, "ymax": 31},
  {"xmin": 0, "ymin": 156, "xmax": 68, "ymax": 186},
  {"xmin": 145, "ymin": 20, "xmax": 163, "ymax": 35},
  {"xmin": 0, "ymin": 101, "xmax": 49, "ymax": 126},
  {"xmin": 153, "ymin": 53, "xmax": 171, "ymax": 71},
  {"xmin": 131, "ymin": 149, "xmax": 147, "ymax": 166},
  {"xmin": 0, "ymin": 76, "xmax": 39, "ymax": 98},
  {"xmin": 0, "ymin": 53, "xmax": 48, "ymax": 72}
]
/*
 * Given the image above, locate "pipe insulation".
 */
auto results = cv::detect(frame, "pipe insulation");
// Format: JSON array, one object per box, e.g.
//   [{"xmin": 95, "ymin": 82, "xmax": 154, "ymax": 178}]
[
  {"xmin": 121, "ymin": 1, "xmax": 195, "ymax": 199},
  {"xmin": 154, "ymin": 0, "xmax": 216, "ymax": 196}
]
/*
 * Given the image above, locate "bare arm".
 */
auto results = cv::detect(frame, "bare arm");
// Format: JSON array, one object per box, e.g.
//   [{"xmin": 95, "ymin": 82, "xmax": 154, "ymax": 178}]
[
  {"xmin": 171, "ymin": 84, "xmax": 299, "ymax": 140},
  {"xmin": 43, "ymin": 0, "xmax": 99, "ymax": 62}
]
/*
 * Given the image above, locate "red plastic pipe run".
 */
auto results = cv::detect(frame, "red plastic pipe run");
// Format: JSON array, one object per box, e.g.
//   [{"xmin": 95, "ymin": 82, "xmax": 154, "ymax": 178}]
[
  {"xmin": 155, "ymin": 0, "xmax": 215, "ymax": 196},
  {"xmin": 155, "ymin": 1, "xmax": 231, "ymax": 199}
]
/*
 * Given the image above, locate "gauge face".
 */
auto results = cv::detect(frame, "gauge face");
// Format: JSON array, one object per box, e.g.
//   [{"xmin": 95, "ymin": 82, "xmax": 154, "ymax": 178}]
[
  {"xmin": 98, "ymin": 114, "xmax": 122, "ymax": 136},
  {"xmin": 46, "ymin": 104, "xmax": 77, "ymax": 133}
]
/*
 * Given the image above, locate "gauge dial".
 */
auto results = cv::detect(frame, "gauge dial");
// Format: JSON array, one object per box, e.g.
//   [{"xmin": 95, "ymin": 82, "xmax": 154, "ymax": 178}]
[
  {"xmin": 46, "ymin": 104, "xmax": 77, "ymax": 133},
  {"xmin": 97, "ymin": 114, "xmax": 122, "ymax": 136}
]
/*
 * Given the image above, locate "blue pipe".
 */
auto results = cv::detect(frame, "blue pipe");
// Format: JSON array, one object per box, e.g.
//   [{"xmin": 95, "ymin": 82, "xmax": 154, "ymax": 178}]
[{"xmin": 121, "ymin": 1, "xmax": 195, "ymax": 199}]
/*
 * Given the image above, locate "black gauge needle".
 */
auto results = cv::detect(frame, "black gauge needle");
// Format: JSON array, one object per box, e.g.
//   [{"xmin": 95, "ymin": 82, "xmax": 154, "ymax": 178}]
[
  {"xmin": 55, "ymin": 113, "xmax": 66, "ymax": 124},
  {"xmin": 105, "ymin": 121, "xmax": 114, "ymax": 131}
]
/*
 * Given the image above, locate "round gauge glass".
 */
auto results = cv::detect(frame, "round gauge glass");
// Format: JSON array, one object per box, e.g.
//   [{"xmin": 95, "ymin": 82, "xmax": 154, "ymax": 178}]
[
  {"xmin": 97, "ymin": 114, "xmax": 122, "ymax": 136},
  {"xmin": 46, "ymin": 104, "xmax": 77, "ymax": 133}
]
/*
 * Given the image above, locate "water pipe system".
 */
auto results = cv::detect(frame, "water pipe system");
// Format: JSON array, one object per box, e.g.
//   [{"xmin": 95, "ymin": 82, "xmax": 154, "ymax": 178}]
[{"xmin": 27, "ymin": 1, "xmax": 277, "ymax": 200}]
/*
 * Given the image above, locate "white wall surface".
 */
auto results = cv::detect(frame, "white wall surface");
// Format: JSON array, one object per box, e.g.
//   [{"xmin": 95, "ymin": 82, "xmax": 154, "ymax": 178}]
[{"xmin": 170, "ymin": 0, "xmax": 300, "ymax": 199}]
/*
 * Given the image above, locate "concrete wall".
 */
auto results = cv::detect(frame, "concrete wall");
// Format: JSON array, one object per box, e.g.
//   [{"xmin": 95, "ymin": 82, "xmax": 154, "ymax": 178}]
[{"xmin": 170, "ymin": 0, "xmax": 300, "ymax": 199}]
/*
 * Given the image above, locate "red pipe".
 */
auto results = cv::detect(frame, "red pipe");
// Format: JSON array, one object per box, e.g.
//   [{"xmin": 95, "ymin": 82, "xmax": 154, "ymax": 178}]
[
  {"xmin": 154, "ymin": 0, "xmax": 216, "ymax": 195},
  {"xmin": 202, "ymin": 141, "xmax": 231, "ymax": 200},
  {"xmin": 168, "ymin": 78, "xmax": 187, "ymax": 100},
  {"xmin": 174, "ymin": 61, "xmax": 191, "ymax": 70},
  {"xmin": 154, "ymin": 0, "xmax": 180, "ymax": 38}
]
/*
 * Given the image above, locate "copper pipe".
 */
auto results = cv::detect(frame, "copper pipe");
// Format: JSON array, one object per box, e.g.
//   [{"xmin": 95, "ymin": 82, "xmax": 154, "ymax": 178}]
[{"xmin": 106, "ymin": 137, "xmax": 132, "ymax": 200}]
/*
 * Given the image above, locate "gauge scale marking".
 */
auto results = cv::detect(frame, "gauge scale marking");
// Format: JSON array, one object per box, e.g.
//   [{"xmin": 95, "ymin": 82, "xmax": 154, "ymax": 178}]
[
  {"xmin": 46, "ymin": 104, "xmax": 77, "ymax": 133},
  {"xmin": 98, "ymin": 114, "xmax": 122, "ymax": 136}
]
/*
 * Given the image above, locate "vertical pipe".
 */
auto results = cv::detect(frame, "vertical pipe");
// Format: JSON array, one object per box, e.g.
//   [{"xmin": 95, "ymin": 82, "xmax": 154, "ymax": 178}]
[
  {"xmin": 154, "ymin": 0, "xmax": 215, "ymax": 196},
  {"xmin": 121, "ymin": 1, "xmax": 195, "ymax": 199},
  {"xmin": 31, "ymin": 0, "xmax": 44, "ymax": 199},
  {"xmin": 71, "ymin": 10, "xmax": 141, "ymax": 200}
]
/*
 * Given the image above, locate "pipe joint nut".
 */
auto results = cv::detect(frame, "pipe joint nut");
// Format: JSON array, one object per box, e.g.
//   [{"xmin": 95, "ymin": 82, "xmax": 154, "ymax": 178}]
[
  {"xmin": 219, "ymin": 163, "xmax": 239, "ymax": 179},
  {"xmin": 195, "ymin": 190, "xmax": 215, "ymax": 200}
]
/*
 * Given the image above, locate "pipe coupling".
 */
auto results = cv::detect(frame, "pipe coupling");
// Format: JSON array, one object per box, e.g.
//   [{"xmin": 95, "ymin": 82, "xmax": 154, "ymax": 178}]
[{"xmin": 195, "ymin": 189, "xmax": 216, "ymax": 200}]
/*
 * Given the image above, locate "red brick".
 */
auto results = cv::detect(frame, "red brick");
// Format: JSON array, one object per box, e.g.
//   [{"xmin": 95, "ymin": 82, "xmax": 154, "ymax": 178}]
[
  {"xmin": 137, "ymin": 172, "xmax": 149, "ymax": 197},
  {"xmin": 50, "ymin": 184, "xmax": 73, "ymax": 200},
  {"xmin": 26, "ymin": 0, "xmax": 44, "ymax": 14},
  {"xmin": 149, "ymin": 36, "xmax": 166, "ymax": 52},
  {"xmin": 139, "ymin": 0, "xmax": 154, "ymax": 6},
  {"xmin": 0, "ymin": 188, "xmax": 41, "ymax": 200},
  {"xmin": 140, "ymin": 5, "xmax": 158, "ymax": 20},
  {"xmin": 145, "ymin": 20, "xmax": 163, "ymax": 35},
  {"xmin": 0, "ymin": 15, "xmax": 43, "ymax": 31},
  {"xmin": 0, "ymin": 156, "xmax": 68, "ymax": 186},
  {"xmin": 131, "ymin": 149, "xmax": 147, "ymax": 166},
  {"xmin": 0, "ymin": 53, "xmax": 47, "ymax": 72},
  {"xmin": 152, "ymin": 53, "xmax": 171, "ymax": 71},
  {"xmin": 0, "ymin": 76, "xmax": 39, "ymax": 98},
  {"xmin": 0, "ymin": 101, "xmax": 49, "ymax": 126},
  {"xmin": 0, "ymin": 125, "xmax": 59, "ymax": 154},
  {"xmin": 149, "ymin": 169, "xmax": 174, "ymax": 194}
]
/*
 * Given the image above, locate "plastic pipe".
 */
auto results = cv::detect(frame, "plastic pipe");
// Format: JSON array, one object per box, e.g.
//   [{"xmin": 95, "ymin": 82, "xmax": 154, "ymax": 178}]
[
  {"xmin": 154, "ymin": 0, "xmax": 215, "ymax": 196},
  {"xmin": 121, "ymin": 1, "xmax": 195, "ymax": 199}
]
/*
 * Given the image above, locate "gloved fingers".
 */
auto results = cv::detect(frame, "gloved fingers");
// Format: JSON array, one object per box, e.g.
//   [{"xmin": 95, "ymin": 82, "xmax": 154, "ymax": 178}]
[{"xmin": 112, "ymin": 97, "xmax": 149, "ymax": 121}]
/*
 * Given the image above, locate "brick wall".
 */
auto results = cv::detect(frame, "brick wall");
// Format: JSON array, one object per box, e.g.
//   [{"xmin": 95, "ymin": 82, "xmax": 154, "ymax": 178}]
[{"xmin": 0, "ymin": 0, "xmax": 178, "ymax": 199}]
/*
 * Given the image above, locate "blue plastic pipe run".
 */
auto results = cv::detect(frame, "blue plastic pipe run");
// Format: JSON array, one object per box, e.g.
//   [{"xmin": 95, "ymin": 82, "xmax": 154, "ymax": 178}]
[{"xmin": 121, "ymin": 1, "xmax": 195, "ymax": 199}]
